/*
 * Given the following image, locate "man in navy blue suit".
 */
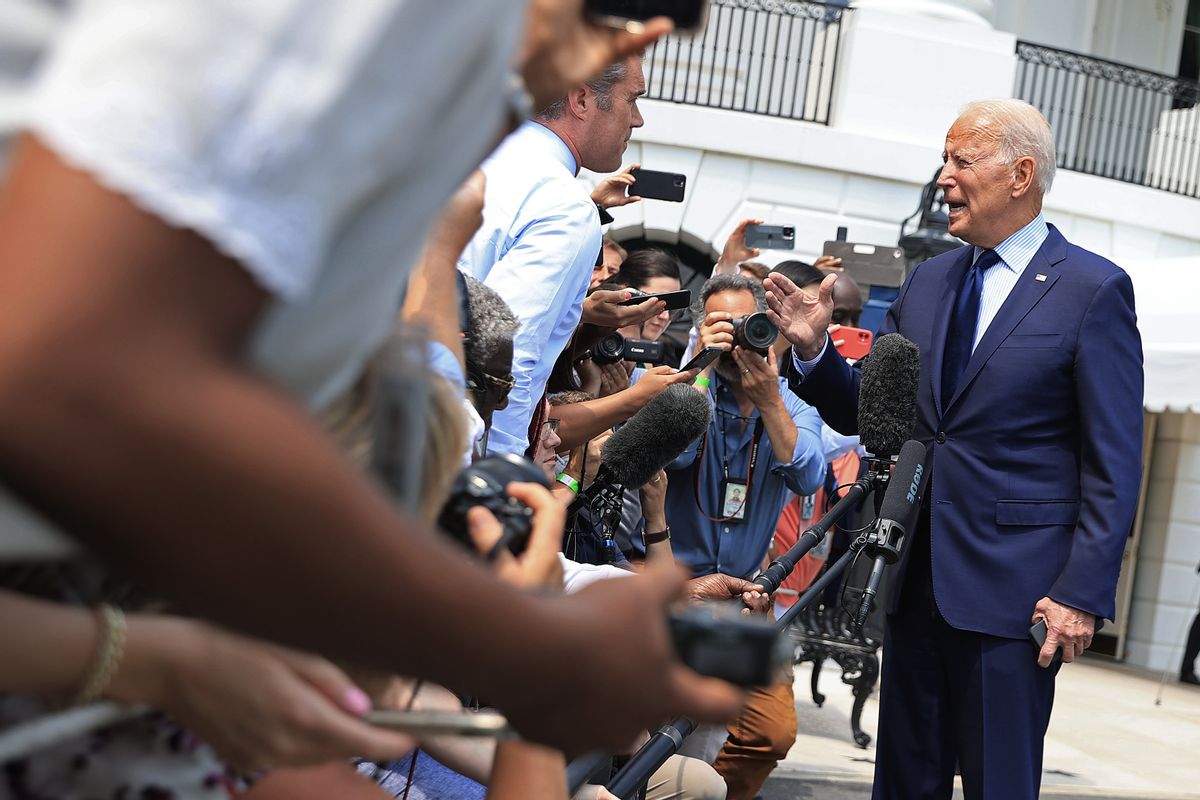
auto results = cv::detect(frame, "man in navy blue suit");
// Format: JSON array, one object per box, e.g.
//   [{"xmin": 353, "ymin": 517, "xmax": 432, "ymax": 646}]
[{"xmin": 764, "ymin": 99, "xmax": 1143, "ymax": 799}]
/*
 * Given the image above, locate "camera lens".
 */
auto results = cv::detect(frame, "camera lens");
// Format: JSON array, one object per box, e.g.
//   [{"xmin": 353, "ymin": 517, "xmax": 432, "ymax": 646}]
[
  {"xmin": 733, "ymin": 312, "xmax": 779, "ymax": 353},
  {"xmin": 437, "ymin": 454, "xmax": 549, "ymax": 557},
  {"xmin": 673, "ymin": 176, "xmax": 685, "ymax": 187},
  {"xmin": 592, "ymin": 332, "xmax": 626, "ymax": 365}
]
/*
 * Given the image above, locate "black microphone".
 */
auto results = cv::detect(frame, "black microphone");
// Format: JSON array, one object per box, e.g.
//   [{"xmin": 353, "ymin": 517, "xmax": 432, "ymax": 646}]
[
  {"xmin": 575, "ymin": 383, "xmax": 712, "ymax": 504},
  {"xmin": 857, "ymin": 333, "xmax": 920, "ymax": 459},
  {"xmin": 855, "ymin": 439, "xmax": 927, "ymax": 629}
]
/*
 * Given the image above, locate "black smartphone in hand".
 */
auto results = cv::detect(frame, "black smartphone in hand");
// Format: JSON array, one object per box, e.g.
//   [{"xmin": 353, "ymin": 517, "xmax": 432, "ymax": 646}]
[
  {"xmin": 1029, "ymin": 617, "xmax": 1104, "ymax": 666},
  {"xmin": 680, "ymin": 346, "xmax": 723, "ymax": 373},
  {"xmin": 585, "ymin": 0, "xmax": 709, "ymax": 33},
  {"xmin": 629, "ymin": 168, "xmax": 686, "ymax": 202},
  {"xmin": 618, "ymin": 289, "xmax": 691, "ymax": 310}
]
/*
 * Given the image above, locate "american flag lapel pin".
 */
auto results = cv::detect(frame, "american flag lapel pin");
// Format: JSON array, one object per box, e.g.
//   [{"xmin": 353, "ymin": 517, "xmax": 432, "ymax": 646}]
[{"xmin": 1035, "ymin": 274, "xmax": 1047, "ymax": 282}]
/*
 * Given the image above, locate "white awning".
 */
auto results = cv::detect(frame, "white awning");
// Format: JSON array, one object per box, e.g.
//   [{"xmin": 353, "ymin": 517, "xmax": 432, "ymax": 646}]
[{"xmin": 1123, "ymin": 256, "xmax": 1200, "ymax": 414}]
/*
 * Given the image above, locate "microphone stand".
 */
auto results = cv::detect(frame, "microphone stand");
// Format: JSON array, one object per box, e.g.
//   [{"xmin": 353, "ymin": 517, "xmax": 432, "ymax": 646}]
[
  {"xmin": 601, "ymin": 459, "xmax": 896, "ymax": 800},
  {"xmin": 568, "ymin": 480, "xmax": 626, "ymax": 565}
]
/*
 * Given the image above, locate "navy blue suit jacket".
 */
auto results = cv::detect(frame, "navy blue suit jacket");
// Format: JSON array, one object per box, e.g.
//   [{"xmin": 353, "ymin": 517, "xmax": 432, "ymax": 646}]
[{"xmin": 789, "ymin": 225, "xmax": 1143, "ymax": 639}]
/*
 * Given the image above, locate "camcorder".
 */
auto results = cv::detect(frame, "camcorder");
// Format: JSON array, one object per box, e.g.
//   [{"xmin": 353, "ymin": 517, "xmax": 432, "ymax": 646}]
[
  {"xmin": 730, "ymin": 312, "xmax": 779, "ymax": 355},
  {"xmin": 590, "ymin": 332, "xmax": 664, "ymax": 365},
  {"xmin": 438, "ymin": 454, "xmax": 551, "ymax": 559}
]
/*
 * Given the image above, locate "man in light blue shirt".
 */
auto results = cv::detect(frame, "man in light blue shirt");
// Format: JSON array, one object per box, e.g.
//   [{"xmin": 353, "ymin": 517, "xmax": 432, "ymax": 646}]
[{"xmin": 460, "ymin": 55, "xmax": 662, "ymax": 455}]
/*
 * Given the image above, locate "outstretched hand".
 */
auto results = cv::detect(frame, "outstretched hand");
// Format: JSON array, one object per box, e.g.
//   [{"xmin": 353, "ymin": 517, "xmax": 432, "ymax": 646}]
[
  {"xmin": 686, "ymin": 573, "xmax": 771, "ymax": 615},
  {"xmin": 520, "ymin": 1, "xmax": 672, "ymax": 113},
  {"xmin": 763, "ymin": 271, "xmax": 837, "ymax": 360},
  {"xmin": 582, "ymin": 289, "xmax": 666, "ymax": 328},
  {"xmin": 716, "ymin": 218, "xmax": 765, "ymax": 273},
  {"xmin": 592, "ymin": 163, "xmax": 642, "ymax": 209}
]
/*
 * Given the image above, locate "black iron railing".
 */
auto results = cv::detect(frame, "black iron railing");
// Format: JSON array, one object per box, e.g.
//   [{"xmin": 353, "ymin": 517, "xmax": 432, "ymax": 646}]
[
  {"xmin": 1015, "ymin": 41, "xmax": 1200, "ymax": 199},
  {"xmin": 644, "ymin": 0, "xmax": 849, "ymax": 124}
]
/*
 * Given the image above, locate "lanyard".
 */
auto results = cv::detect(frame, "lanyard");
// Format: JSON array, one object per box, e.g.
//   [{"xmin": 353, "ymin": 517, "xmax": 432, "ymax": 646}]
[{"xmin": 694, "ymin": 412, "xmax": 763, "ymax": 523}]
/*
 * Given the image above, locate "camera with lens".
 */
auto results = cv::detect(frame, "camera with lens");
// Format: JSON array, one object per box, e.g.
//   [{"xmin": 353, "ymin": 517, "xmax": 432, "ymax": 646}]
[
  {"xmin": 669, "ymin": 603, "xmax": 791, "ymax": 687},
  {"xmin": 591, "ymin": 332, "xmax": 664, "ymax": 365},
  {"xmin": 438, "ymin": 454, "xmax": 551, "ymax": 558},
  {"xmin": 730, "ymin": 311, "xmax": 779, "ymax": 355}
]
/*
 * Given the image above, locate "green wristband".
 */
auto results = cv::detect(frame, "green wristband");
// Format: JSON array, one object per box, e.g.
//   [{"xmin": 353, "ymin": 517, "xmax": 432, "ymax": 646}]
[
  {"xmin": 555, "ymin": 473, "xmax": 581, "ymax": 494},
  {"xmin": 694, "ymin": 374, "xmax": 711, "ymax": 389}
]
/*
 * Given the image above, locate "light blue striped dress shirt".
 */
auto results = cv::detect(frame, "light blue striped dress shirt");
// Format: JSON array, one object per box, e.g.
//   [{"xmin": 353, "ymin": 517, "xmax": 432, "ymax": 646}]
[{"xmin": 971, "ymin": 212, "xmax": 1048, "ymax": 350}]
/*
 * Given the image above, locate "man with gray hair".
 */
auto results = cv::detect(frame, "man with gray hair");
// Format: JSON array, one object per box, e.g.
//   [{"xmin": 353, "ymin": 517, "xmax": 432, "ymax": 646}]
[
  {"xmin": 460, "ymin": 54, "xmax": 667, "ymax": 456},
  {"xmin": 766, "ymin": 98, "xmax": 1143, "ymax": 798}
]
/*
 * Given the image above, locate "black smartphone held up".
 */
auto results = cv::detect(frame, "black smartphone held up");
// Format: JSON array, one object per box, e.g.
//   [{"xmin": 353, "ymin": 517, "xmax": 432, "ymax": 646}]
[
  {"xmin": 679, "ymin": 345, "xmax": 723, "ymax": 373},
  {"xmin": 629, "ymin": 168, "xmax": 686, "ymax": 203},
  {"xmin": 744, "ymin": 224, "xmax": 795, "ymax": 251},
  {"xmin": 585, "ymin": 0, "xmax": 709, "ymax": 33},
  {"xmin": 617, "ymin": 288, "xmax": 692, "ymax": 310},
  {"xmin": 1029, "ymin": 618, "xmax": 1104, "ymax": 666}
]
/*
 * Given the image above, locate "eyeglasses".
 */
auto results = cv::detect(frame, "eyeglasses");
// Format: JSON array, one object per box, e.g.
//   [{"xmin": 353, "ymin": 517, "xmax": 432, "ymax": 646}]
[
  {"xmin": 543, "ymin": 418, "xmax": 561, "ymax": 434},
  {"xmin": 482, "ymin": 372, "xmax": 515, "ymax": 398}
]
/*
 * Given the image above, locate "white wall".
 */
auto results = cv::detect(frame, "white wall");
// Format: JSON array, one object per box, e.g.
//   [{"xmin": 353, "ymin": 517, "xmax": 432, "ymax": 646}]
[
  {"xmin": 1128, "ymin": 413, "xmax": 1200, "ymax": 673},
  {"xmin": 991, "ymin": 0, "xmax": 1188, "ymax": 75}
]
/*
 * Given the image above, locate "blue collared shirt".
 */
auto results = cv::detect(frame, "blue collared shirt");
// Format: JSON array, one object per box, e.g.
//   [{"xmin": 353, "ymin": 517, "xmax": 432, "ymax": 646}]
[
  {"xmin": 634, "ymin": 372, "xmax": 825, "ymax": 578},
  {"xmin": 459, "ymin": 121, "xmax": 601, "ymax": 455},
  {"xmin": 792, "ymin": 213, "xmax": 1050, "ymax": 375}
]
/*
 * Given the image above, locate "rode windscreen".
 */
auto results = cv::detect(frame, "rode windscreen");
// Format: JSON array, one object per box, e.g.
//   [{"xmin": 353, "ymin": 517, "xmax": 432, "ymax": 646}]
[
  {"xmin": 856, "ymin": 333, "xmax": 920, "ymax": 458},
  {"xmin": 599, "ymin": 383, "xmax": 712, "ymax": 489}
]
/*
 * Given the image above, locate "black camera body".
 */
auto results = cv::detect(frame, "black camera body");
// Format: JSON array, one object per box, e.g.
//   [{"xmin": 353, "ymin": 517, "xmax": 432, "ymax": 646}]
[
  {"xmin": 730, "ymin": 312, "xmax": 779, "ymax": 355},
  {"xmin": 592, "ymin": 332, "xmax": 664, "ymax": 365},
  {"xmin": 669, "ymin": 603, "xmax": 791, "ymax": 687},
  {"xmin": 438, "ymin": 454, "xmax": 551, "ymax": 558}
]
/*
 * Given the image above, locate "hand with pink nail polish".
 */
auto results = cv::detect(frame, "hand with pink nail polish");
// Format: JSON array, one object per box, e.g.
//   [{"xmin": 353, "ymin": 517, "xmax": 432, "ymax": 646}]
[{"xmin": 107, "ymin": 615, "xmax": 414, "ymax": 773}]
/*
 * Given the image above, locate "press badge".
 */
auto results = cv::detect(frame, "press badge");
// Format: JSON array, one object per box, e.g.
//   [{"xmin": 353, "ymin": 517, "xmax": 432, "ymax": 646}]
[{"xmin": 720, "ymin": 478, "xmax": 749, "ymax": 522}]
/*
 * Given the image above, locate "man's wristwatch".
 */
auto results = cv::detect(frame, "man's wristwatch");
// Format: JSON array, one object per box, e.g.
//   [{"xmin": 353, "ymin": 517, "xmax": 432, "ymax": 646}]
[{"xmin": 642, "ymin": 527, "xmax": 671, "ymax": 548}]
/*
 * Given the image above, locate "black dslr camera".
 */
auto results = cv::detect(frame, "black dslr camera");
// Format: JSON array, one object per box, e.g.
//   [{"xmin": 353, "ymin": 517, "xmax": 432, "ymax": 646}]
[
  {"xmin": 669, "ymin": 603, "xmax": 791, "ymax": 687},
  {"xmin": 591, "ymin": 332, "xmax": 664, "ymax": 365},
  {"xmin": 730, "ymin": 311, "xmax": 778, "ymax": 355},
  {"xmin": 438, "ymin": 454, "xmax": 551, "ymax": 559}
]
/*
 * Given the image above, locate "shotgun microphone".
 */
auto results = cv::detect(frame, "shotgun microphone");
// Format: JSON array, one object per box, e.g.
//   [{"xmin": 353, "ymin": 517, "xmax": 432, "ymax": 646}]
[{"xmin": 855, "ymin": 439, "xmax": 927, "ymax": 629}]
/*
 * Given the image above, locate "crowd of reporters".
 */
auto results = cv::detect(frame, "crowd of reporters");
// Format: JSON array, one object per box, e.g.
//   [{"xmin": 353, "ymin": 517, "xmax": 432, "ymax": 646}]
[{"xmin": 0, "ymin": 2, "xmax": 877, "ymax": 799}]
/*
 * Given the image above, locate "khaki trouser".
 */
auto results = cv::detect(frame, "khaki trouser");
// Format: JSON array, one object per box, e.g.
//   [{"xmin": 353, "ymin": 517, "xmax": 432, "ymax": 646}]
[{"xmin": 711, "ymin": 680, "xmax": 797, "ymax": 800}]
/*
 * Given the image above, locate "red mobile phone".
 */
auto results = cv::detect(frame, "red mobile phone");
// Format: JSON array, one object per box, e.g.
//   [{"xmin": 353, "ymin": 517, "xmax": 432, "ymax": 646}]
[{"xmin": 834, "ymin": 326, "xmax": 872, "ymax": 360}]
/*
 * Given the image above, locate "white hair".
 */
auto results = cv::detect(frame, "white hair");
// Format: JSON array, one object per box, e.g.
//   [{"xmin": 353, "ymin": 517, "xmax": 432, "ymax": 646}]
[{"xmin": 960, "ymin": 99, "xmax": 1057, "ymax": 195}]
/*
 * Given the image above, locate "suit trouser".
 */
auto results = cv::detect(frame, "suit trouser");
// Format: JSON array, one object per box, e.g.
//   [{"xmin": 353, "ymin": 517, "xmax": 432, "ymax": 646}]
[
  {"xmin": 872, "ymin": 515, "xmax": 1059, "ymax": 800},
  {"xmin": 711, "ymin": 679, "xmax": 797, "ymax": 800}
]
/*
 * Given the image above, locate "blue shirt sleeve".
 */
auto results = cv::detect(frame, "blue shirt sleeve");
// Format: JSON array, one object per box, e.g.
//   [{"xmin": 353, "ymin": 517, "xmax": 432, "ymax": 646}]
[{"xmin": 768, "ymin": 379, "xmax": 826, "ymax": 497}]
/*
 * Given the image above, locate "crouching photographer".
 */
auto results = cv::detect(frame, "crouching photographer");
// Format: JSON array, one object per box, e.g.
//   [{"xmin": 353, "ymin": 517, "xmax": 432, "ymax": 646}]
[{"xmin": 633, "ymin": 274, "xmax": 827, "ymax": 800}]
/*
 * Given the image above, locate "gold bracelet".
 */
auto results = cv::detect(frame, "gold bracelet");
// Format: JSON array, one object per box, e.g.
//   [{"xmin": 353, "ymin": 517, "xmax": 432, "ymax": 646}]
[{"xmin": 74, "ymin": 604, "xmax": 127, "ymax": 705}]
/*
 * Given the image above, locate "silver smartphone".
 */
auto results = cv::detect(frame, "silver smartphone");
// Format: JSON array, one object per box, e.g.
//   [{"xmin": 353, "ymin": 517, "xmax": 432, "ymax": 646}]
[{"xmin": 365, "ymin": 710, "xmax": 516, "ymax": 739}]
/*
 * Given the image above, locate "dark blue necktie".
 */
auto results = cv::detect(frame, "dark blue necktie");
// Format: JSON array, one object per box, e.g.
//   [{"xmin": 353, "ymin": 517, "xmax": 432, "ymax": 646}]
[{"xmin": 941, "ymin": 248, "xmax": 1002, "ymax": 408}]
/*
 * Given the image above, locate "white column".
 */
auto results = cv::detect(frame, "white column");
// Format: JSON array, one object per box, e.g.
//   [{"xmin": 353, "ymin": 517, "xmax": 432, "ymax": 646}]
[
  {"xmin": 829, "ymin": 4, "xmax": 1015, "ymax": 148},
  {"xmin": 850, "ymin": 0, "xmax": 994, "ymax": 27}
]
